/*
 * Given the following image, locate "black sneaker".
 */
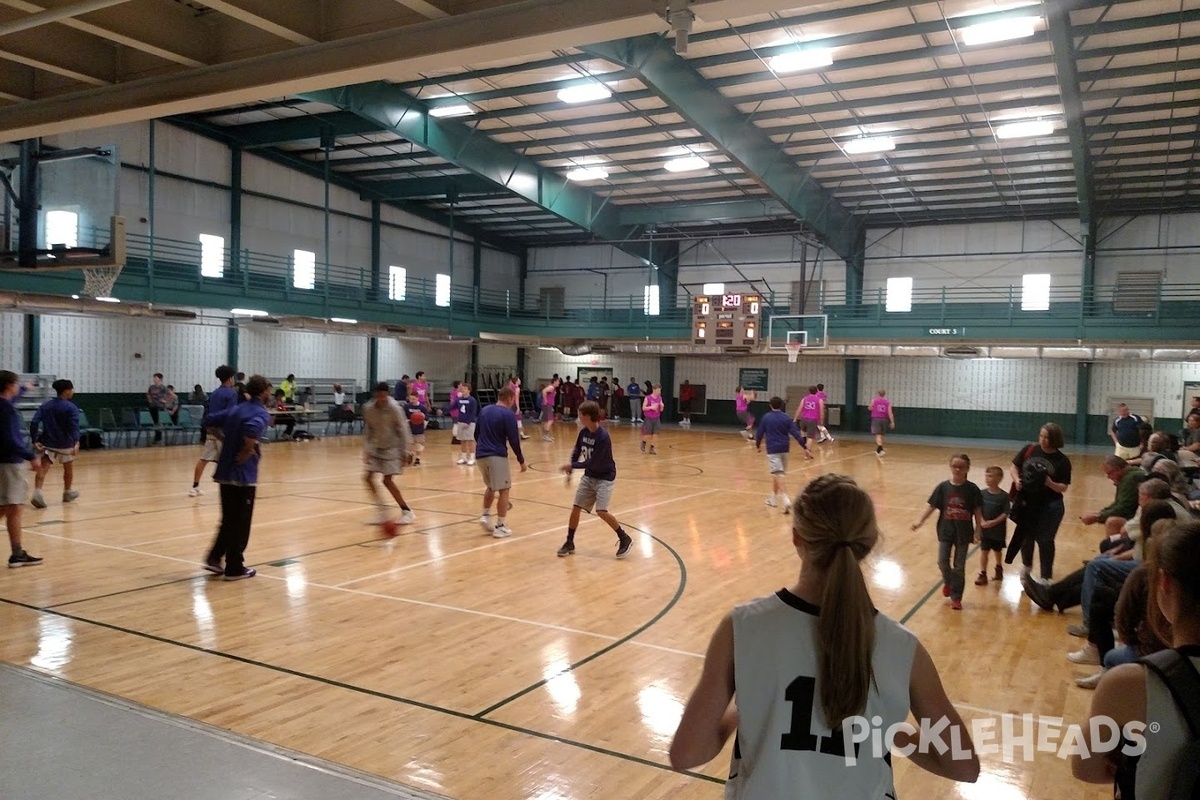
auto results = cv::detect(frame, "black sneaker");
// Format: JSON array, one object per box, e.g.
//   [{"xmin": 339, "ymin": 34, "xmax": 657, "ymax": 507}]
[
  {"xmin": 648, "ymin": 446, "xmax": 656, "ymax": 455},
  {"xmin": 557, "ymin": 541, "xmax": 575, "ymax": 557},
  {"xmin": 8, "ymin": 551, "xmax": 43, "ymax": 568},
  {"xmin": 615, "ymin": 533, "xmax": 633, "ymax": 559},
  {"xmin": 223, "ymin": 568, "xmax": 257, "ymax": 581}
]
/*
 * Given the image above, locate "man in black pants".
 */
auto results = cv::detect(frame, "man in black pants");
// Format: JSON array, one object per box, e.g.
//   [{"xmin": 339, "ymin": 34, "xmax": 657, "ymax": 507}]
[{"xmin": 201, "ymin": 375, "xmax": 272, "ymax": 581}]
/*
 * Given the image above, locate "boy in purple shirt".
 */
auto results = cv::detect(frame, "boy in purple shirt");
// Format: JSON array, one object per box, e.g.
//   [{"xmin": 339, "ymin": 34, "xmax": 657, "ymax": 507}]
[
  {"xmin": 0, "ymin": 371, "xmax": 42, "ymax": 567},
  {"xmin": 202, "ymin": 374, "xmax": 272, "ymax": 580},
  {"xmin": 476, "ymin": 386, "xmax": 527, "ymax": 538},
  {"xmin": 755, "ymin": 396, "xmax": 811, "ymax": 513},
  {"xmin": 30, "ymin": 378, "xmax": 81, "ymax": 508},
  {"xmin": 557, "ymin": 400, "xmax": 633, "ymax": 558},
  {"xmin": 454, "ymin": 383, "xmax": 480, "ymax": 466},
  {"xmin": 190, "ymin": 365, "xmax": 238, "ymax": 496}
]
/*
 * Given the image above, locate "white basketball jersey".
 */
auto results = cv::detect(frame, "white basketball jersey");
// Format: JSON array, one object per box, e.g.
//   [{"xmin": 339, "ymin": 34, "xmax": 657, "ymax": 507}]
[{"xmin": 725, "ymin": 590, "xmax": 917, "ymax": 800}]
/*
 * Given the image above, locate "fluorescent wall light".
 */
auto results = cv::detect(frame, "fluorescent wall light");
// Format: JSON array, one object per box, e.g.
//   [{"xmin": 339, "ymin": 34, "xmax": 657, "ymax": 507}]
[
  {"xmin": 557, "ymin": 83, "xmax": 611, "ymax": 104},
  {"xmin": 231, "ymin": 308, "xmax": 269, "ymax": 317},
  {"xmin": 702, "ymin": 282, "xmax": 725, "ymax": 295},
  {"xmin": 566, "ymin": 167, "xmax": 609, "ymax": 181},
  {"xmin": 330, "ymin": 317, "xmax": 358, "ymax": 324},
  {"xmin": 960, "ymin": 16, "xmax": 1039, "ymax": 46},
  {"xmin": 95, "ymin": 296, "xmax": 120, "ymax": 303},
  {"xmin": 769, "ymin": 48, "xmax": 833, "ymax": 73},
  {"xmin": 429, "ymin": 104, "xmax": 474, "ymax": 118},
  {"xmin": 843, "ymin": 136, "xmax": 895, "ymax": 155},
  {"xmin": 664, "ymin": 156, "xmax": 710, "ymax": 172},
  {"xmin": 994, "ymin": 119, "xmax": 1054, "ymax": 139}
]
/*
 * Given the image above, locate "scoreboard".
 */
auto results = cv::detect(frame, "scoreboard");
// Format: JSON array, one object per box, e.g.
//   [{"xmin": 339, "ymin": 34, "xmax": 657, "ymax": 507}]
[{"xmin": 692, "ymin": 293, "xmax": 762, "ymax": 346}]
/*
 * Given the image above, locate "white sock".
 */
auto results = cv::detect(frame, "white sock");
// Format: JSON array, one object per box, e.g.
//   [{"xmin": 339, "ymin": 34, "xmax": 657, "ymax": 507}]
[{"xmin": 497, "ymin": 517, "xmax": 507, "ymax": 528}]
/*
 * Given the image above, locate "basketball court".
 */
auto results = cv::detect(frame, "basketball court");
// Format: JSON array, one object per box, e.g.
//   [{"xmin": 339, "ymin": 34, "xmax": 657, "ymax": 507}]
[{"xmin": 0, "ymin": 421, "xmax": 1115, "ymax": 800}]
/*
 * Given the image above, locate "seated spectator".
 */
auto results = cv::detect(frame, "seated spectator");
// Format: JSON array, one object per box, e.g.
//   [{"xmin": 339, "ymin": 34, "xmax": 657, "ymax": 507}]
[
  {"xmin": 1079, "ymin": 455, "xmax": 1146, "ymax": 539},
  {"xmin": 1149, "ymin": 457, "xmax": 1198, "ymax": 511},
  {"xmin": 1072, "ymin": 520, "xmax": 1200, "ymax": 797},
  {"xmin": 332, "ymin": 383, "xmax": 349, "ymax": 408},
  {"xmin": 189, "ymin": 384, "xmax": 207, "ymax": 405},
  {"xmin": 1179, "ymin": 414, "xmax": 1200, "ymax": 467},
  {"xmin": 1127, "ymin": 427, "xmax": 1164, "ymax": 468},
  {"xmin": 300, "ymin": 386, "xmax": 315, "ymax": 410},
  {"xmin": 272, "ymin": 389, "xmax": 296, "ymax": 438},
  {"xmin": 164, "ymin": 385, "xmax": 180, "ymax": 425}
]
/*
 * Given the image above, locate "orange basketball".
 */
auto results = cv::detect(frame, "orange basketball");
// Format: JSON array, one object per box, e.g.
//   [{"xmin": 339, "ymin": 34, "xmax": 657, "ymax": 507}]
[{"xmin": 409, "ymin": 410, "xmax": 426, "ymax": 426}]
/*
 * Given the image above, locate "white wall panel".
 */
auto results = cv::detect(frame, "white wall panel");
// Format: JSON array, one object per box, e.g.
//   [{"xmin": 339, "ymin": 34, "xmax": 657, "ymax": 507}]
[
  {"xmin": 476, "ymin": 344, "xmax": 519, "ymax": 369},
  {"xmin": 860, "ymin": 358, "xmax": 1077, "ymax": 413},
  {"xmin": 1, "ymin": 312, "xmax": 24, "ymax": 368},
  {"xmin": 377, "ymin": 338, "xmax": 471, "ymax": 391},
  {"xmin": 1095, "ymin": 213, "xmax": 1200, "ymax": 284},
  {"xmin": 236, "ymin": 327, "xmax": 368, "ymax": 385},
  {"xmin": 39, "ymin": 315, "xmax": 226, "ymax": 393},
  {"xmin": 480, "ymin": 250, "xmax": 522, "ymax": 294},
  {"xmin": 1089, "ymin": 362, "xmax": 1200, "ymax": 421}
]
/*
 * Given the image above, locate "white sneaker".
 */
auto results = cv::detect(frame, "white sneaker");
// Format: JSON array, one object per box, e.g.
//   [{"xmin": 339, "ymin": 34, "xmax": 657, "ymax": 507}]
[
  {"xmin": 466, "ymin": 456, "xmax": 475, "ymax": 466},
  {"xmin": 1067, "ymin": 643, "xmax": 1101, "ymax": 665},
  {"xmin": 398, "ymin": 509, "xmax": 416, "ymax": 525},
  {"xmin": 187, "ymin": 487, "xmax": 203, "ymax": 497},
  {"xmin": 479, "ymin": 514, "xmax": 494, "ymax": 532},
  {"xmin": 492, "ymin": 524, "xmax": 513, "ymax": 538},
  {"xmin": 457, "ymin": 455, "xmax": 468, "ymax": 465},
  {"xmin": 1075, "ymin": 670, "xmax": 1105, "ymax": 689},
  {"xmin": 826, "ymin": 434, "xmax": 835, "ymax": 442},
  {"xmin": 764, "ymin": 495, "xmax": 777, "ymax": 507},
  {"xmin": 782, "ymin": 500, "xmax": 792, "ymax": 514}
]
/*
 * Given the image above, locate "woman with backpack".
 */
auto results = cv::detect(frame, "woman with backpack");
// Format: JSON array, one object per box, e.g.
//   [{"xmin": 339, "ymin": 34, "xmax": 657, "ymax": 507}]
[{"xmin": 1073, "ymin": 520, "xmax": 1200, "ymax": 799}]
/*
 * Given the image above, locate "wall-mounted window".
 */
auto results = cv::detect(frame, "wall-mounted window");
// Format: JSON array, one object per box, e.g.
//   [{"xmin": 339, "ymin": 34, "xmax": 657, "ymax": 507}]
[
  {"xmin": 199, "ymin": 234, "xmax": 224, "ymax": 278},
  {"xmin": 292, "ymin": 249, "xmax": 315, "ymax": 290},
  {"xmin": 885, "ymin": 276, "xmax": 913, "ymax": 312},
  {"xmin": 1022, "ymin": 273, "xmax": 1051, "ymax": 311},
  {"xmin": 45, "ymin": 209, "xmax": 79, "ymax": 249},
  {"xmin": 435, "ymin": 273, "xmax": 451, "ymax": 307},
  {"xmin": 388, "ymin": 266, "xmax": 407, "ymax": 301},
  {"xmin": 702, "ymin": 282, "xmax": 725, "ymax": 295},
  {"xmin": 644, "ymin": 284, "xmax": 661, "ymax": 316}
]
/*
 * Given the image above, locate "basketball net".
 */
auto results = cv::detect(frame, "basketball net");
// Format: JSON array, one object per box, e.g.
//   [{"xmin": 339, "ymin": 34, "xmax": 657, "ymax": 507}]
[
  {"xmin": 81, "ymin": 265, "xmax": 123, "ymax": 299},
  {"xmin": 786, "ymin": 342, "xmax": 802, "ymax": 363}
]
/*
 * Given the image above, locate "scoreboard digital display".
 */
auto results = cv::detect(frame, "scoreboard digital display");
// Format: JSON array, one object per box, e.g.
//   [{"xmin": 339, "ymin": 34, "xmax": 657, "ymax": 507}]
[{"xmin": 693, "ymin": 294, "xmax": 762, "ymax": 346}]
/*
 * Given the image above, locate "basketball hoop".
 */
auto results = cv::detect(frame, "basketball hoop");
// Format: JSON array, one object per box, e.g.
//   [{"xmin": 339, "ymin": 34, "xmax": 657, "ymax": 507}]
[
  {"xmin": 786, "ymin": 341, "xmax": 802, "ymax": 363},
  {"xmin": 81, "ymin": 265, "xmax": 123, "ymax": 300}
]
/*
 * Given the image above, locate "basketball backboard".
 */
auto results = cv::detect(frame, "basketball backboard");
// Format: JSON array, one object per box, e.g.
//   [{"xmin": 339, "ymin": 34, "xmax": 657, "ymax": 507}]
[{"xmin": 767, "ymin": 314, "xmax": 829, "ymax": 350}]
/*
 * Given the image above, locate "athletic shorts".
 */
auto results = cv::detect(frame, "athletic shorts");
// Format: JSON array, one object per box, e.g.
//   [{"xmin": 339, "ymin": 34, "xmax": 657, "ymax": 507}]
[
  {"xmin": 642, "ymin": 417, "xmax": 661, "ymax": 435},
  {"xmin": 477, "ymin": 456, "xmax": 511, "ymax": 491},
  {"xmin": 0, "ymin": 462, "xmax": 29, "ymax": 506},
  {"xmin": 767, "ymin": 453, "xmax": 787, "ymax": 475},
  {"xmin": 740, "ymin": 411, "xmax": 755, "ymax": 425},
  {"xmin": 364, "ymin": 448, "xmax": 402, "ymax": 476},
  {"xmin": 540, "ymin": 406, "xmax": 555, "ymax": 423},
  {"xmin": 799, "ymin": 419, "xmax": 819, "ymax": 439},
  {"xmin": 41, "ymin": 446, "xmax": 75, "ymax": 465},
  {"xmin": 980, "ymin": 534, "xmax": 1006, "ymax": 552},
  {"xmin": 453, "ymin": 422, "xmax": 476, "ymax": 442},
  {"xmin": 573, "ymin": 474, "xmax": 614, "ymax": 513},
  {"xmin": 870, "ymin": 418, "xmax": 888, "ymax": 435},
  {"xmin": 201, "ymin": 438, "xmax": 222, "ymax": 462},
  {"xmin": 1114, "ymin": 443, "xmax": 1141, "ymax": 460}
]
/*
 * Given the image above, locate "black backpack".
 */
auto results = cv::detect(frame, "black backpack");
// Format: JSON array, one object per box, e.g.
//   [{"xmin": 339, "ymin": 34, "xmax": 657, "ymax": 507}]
[{"xmin": 1114, "ymin": 649, "xmax": 1200, "ymax": 800}]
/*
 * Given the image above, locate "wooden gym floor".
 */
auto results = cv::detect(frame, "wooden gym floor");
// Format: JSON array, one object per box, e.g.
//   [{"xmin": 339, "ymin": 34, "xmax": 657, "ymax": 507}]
[{"xmin": 0, "ymin": 421, "xmax": 1114, "ymax": 799}]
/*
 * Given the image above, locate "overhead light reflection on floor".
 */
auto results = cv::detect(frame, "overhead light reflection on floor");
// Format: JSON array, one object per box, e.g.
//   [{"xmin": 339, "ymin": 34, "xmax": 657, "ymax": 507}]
[
  {"xmin": 285, "ymin": 564, "xmax": 307, "ymax": 602},
  {"xmin": 191, "ymin": 585, "xmax": 216, "ymax": 649},
  {"xmin": 636, "ymin": 682, "xmax": 684, "ymax": 741},
  {"xmin": 31, "ymin": 616, "xmax": 73, "ymax": 672},
  {"xmin": 955, "ymin": 769, "xmax": 1030, "ymax": 800},
  {"xmin": 871, "ymin": 557, "xmax": 905, "ymax": 591}
]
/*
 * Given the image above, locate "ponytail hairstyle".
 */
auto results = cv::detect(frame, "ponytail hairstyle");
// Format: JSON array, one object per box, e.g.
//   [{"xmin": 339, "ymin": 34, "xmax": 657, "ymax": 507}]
[
  {"xmin": 792, "ymin": 474, "xmax": 881, "ymax": 730},
  {"xmin": 1150, "ymin": 520, "xmax": 1200, "ymax": 643}
]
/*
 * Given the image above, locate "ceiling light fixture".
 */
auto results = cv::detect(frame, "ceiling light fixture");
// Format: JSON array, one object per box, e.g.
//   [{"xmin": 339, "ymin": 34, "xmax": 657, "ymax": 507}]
[
  {"xmin": 664, "ymin": 155, "xmax": 710, "ymax": 172},
  {"xmin": 231, "ymin": 308, "xmax": 269, "ymax": 317},
  {"xmin": 429, "ymin": 104, "xmax": 474, "ymax": 118},
  {"xmin": 768, "ymin": 47, "xmax": 833, "ymax": 73},
  {"xmin": 843, "ymin": 136, "xmax": 895, "ymax": 155},
  {"xmin": 960, "ymin": 16, "xmax": 1039, "ymax": 46},
  {"xmin": 95, "ymin": 296, "xmax": 120, "ymax": 303},
  {"xmin": 566, "ymin": 167, "xmax": 609, "ymax": 181},
  {"xmin": 994, "ymin": 118, "xmax": 1054, "ymax": 139},
  {"xmin": 557, "ymin": 83, "xmax": 612, "ymax": 104},
  {"xmin": 330, "ymin": 317, "xmax": 358, "ymax": 324}
]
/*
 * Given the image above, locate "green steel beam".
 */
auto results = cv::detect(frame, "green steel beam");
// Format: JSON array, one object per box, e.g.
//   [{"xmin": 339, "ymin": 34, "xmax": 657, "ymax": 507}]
[
  {"xmin": 1047, "ymin": 2, "xmax": 1095, "ymax": 230},
  {"xmin": 223, "ymin": 111, "xmax": 386, "ymax": 148},
  {"xmin": 360, "ymin": 176, "xmax": 507, "ymax": 200},
  {"xmin": 168, "ymin": 115, "xmax": 525, "ymax": 257},
  {"xmin": 619, "ymin": 199, "xmax": 790, "ymax": 225},
  {"xmin": 581, "ymin": 35, "xmax": 861, "ymax": 261},
  {"xmin": 301, "ymin": 83, "xmax": 656, "ymax": 264}
]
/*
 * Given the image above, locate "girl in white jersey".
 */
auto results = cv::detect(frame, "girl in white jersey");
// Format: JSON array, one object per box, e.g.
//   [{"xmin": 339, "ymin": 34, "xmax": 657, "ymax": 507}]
[
  {"xmin": 670, "ymin": 474, "xmax": 979, "ymax": 798},
  {"xmin": 1074, "ymin": 520, "xmax": 1200, "ymax": 799}
]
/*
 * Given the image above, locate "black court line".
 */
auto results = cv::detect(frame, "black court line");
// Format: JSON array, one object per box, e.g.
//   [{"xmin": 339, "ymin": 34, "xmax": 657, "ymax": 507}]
[
  {"xmin": 0, "ymin": 596, "xmax": 721, "ymax": 786},
  {"xmin": 474, "ymin": 523, "xmax": 688, "ymax": 718}
]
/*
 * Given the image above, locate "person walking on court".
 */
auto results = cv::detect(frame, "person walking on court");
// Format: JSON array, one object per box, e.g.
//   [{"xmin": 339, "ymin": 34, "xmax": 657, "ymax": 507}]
[
  {"xmin": 362, "ymin": 382, "xmax": 416, "ymax": 527},
  {"xmin": 679, "ymin": 380, "xmax": 695, "ymax": 426},
  {"xmin": 507, "ymin": 376, "xmax": 531, "ymax": 439},
  {"xmin": 557, "ymin": 400, "xmax": 632, "ymax": 559},
  {"xmin": 201, "ymin": 375, "xmax": 272, "ymax": 581},
  {"xmin": 540, "ymin": 378, "xmax": 559, "ymax": 441},
  {"xmin": 476, "ymin": 386, "xmax": 527, "ymax": 538},
  {"xmin": 1110, "ymin": 402, "xmax": 1146, "ymax": 460},
  {"xmin": 146, "ymin": 372, "xmax": 169, "ymax": 444},
  {"xmin": 641, "ymin": 384, "xmax": 664, "ymax": 455},
  {"xmin": 911, "ymin": 454, "xmax": 984, "ymax": 610},
  {"xmin": 1, "ymin": 371, "xmax": 42, "ymax": 567},
  {"xmin": 756, "ymin": 396, "xmax": 812, "ymax": 513},
  {"xmin": 794, "ymin": 385, "xmax": 824, "ymax": 445},
  {"xmin": 735, "ymin": 385, "xmax": 756, "ymax": 440},
  {"xmin": 453, "ymin": 382, "xmax": 479, "ymax": 466},
  {"xmin": 626, "ymin": 378, "xmax": 642, "ymax": 424},
  {"xmin": 669, "ymin": 474, "xmax": 979, "ymax": 794},
  {"xmin": 189, "ymin": 365, "xmax": 238, "ymax": 497},
  {"xmin": 869, "ymin": 389, "xmax": 894, "ymax": 456},
  {"xmin": 1007, "ymin": 423, "xmax": 1072, "ymax": 583},
  {"xmin": 29, "ymin": 379, "xmax": 81, "ymax": 509},
  {"xmin": 815, "ymin": 383, "xmax": 835, "ymax": 442}
]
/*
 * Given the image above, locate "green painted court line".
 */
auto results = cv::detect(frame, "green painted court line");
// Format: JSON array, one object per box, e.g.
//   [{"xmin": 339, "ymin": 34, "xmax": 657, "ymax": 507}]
[{"xmin": 899, "ymin": 544, "xmax": 982, "ymax": 625}]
